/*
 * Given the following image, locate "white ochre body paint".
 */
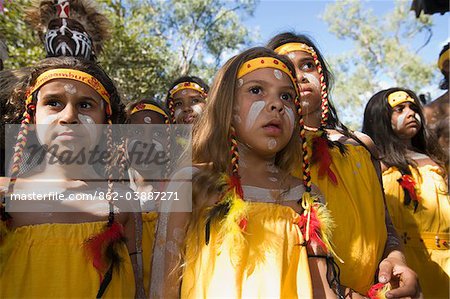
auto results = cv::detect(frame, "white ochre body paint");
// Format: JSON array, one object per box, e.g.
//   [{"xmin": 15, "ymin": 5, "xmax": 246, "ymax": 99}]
[
  {"xmin": 268, "ymin": 138, "xmax": 277, "ymax": 150},
  {"xmin": 64, "ymin": 84, "xmax": 77, "ymax": 94},
  {"xmin": 396, "ymin": 113, "xmax": 407, "ymax": 129},
  {"xmin": 285, "ymin": 106, "xmax": 295, "ymax": 134},
  {"xmin": 143, "ymin": 116, "xmax": 152, "ymax": 124},
  {"xmin": 273, "ymin": 69, "xmax": 283, "ymax": 80},
  {"xmin": 246, "ymin": 100, "xmax": 265, "ymax": 130},
  {"xmin": 192, "ymin": 104, "xmax": 203, "ymax": 115},
  {"xmin": 174, "ymin": 108, "xmax": 182, "ymax": 119},
  {"xmin": 303, "ymin": 73, "xmax": 320, "ymax": 91}
]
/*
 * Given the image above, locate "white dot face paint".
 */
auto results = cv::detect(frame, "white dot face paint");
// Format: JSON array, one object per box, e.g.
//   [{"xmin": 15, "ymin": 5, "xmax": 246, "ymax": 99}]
[
  {"xmin": 64, "ymin": 84, "xmax": 77, "ymax": 95},
  {"xmin": 301, "ymin": 100, "xmax": 310, "ymax": 107},
  {"xmin": 233, "ymin": 114, "xmax": 242, "ymax": 124},
  {"xmin": 245, "ymin": 100, "xmax": 265, "ymax": 131},
  {"xmin": 79, "ymin": 114, "xmax": 101, "ymax": 146},
  {"xmin": 79, "ymin": 114, "xmax": 95, "ymax": 125},
  {"xmin": 303, "ymin": 73, "xmax": 320, "ymax": 91},
  {"xmin": 288, "ymin": 53, "xmax": 296, "ymax": 59},
  {"xmin": 273, "ymin": 69, "xmax": 283, "ymax": 80},
  {"xmin": 268, "ymin": 138, "xmax": 277, "ymax": 150},
  {"xmin": 181, "ymin": 90, "xmax": 187, "ymax": 95},
  {"xmin": 143, "ymin": 116, "xmax": 152, "ymax": 124},
  {"xmin": 284, "ymin": 106, "xmax": 295, "ymax": 134},
  {"xmin": 237, "ymin": 78, "xmax": 244, "ymax": 88},
  {"xmin": 269, "ymin": 177, "xmax": 278, "ymax": 182}
]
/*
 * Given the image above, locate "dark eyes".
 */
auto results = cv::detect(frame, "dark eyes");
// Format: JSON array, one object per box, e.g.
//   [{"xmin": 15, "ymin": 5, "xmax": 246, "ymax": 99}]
[
  {"xmin": 173, "ymin": 101, "xmax": 182, "ymax": 108},
  {"xmin": 280, "ymin": 93, "xmax": 293, "ymax": 101},
  {"xmin": 249, "ymin": 87, "xmax": 262, "ymax": 95},
  {"xmin": 300, "ymin": 61, "xmax": 315, "ymax": 71}
]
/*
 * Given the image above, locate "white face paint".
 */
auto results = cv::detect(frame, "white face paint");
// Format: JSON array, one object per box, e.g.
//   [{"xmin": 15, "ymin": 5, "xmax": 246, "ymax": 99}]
[
  {"xmin": 303, "ymin": 73, "xmax": 320, "ymax": 91},
  {"xmin": 181, "ymin": 90, "xmax": 187, "ymax": 95},
  {"xmin": 268, "ymin": 177, "xmax": 278, "ymax": 182},
  {"xmin": 273, "ymin": 69, "xmax": 283, "ymax": 80},
  {"xmin": 414, "ymin": 113, "xmax": 422, "ymax": 126},
  {"xmin": 174, "ymin": 108, "xmax": 182, "ymax": 119},
  {"xmin": 64, "ymin": 83, "xmax": 77, "ymax": 94},
  {"xmin": 268, "ymin": 138, "xmax": 277, "ymax": 150},
  {"xmin": 79, "ymin": 114, "xmax": 100, "ymax": 145},
  {"xmin": 143, "ymin": 116, "xmax": 152, "ymax": 124},
  {"xmin": 36, "ymin": 114, "xmax": 59, "ymax": 145},
  {"xmin": 245, "ymin": 100, "xmax": 265, "ymax": 130},
  {"xmin": 301, "ymin": 100, "xmax": 310, "ymax": 107},
  {"xmin": 396, "ymin": 113, "xmax": 407, "ymax": 130},
  {"xmin": 266, "ymin": 162, "xmax": 279, "ymax": 173},
  {"xmin": 288, "ymin": 53, "xmax": 296, "ymax": 59},
  {"xmin": 237, "ymin": 78, "xmax": 244, "ymax": 88},
  {"xmin": 192, "ymin": 104, "xmax": 203, "ymax": 116},
  {"xmin": 284, "ymin": 106, "xmax": 295, "ymax": 133},
  {"xmin": 79, "ymin": 114, "xmax": 95, "ymax": 124},
  {"xmin": 233, "ymin": 114, "xmax": 242, "ymax": 124}
]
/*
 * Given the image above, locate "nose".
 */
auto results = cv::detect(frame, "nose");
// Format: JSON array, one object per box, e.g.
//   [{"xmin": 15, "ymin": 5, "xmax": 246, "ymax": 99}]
[
  {"xmin": 182, "ymin": 103, "xmax": 193, "ymax": 113},
  {"xmin": 297, "ymin": 72, "xmax": 309, "ymax": 84},
  {"xmin": 58, "ymin": 104, "xmax": 79, "ymax": 124},
  {"xmin": 267, "ymin": 95, "xmax": 285, "ymax": 114}
]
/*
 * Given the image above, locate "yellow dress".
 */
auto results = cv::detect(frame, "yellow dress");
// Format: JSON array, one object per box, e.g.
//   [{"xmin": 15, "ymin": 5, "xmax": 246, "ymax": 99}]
[
  {"xmin": 142, "ymin": 212, "xmax": 158, "ymax": 296},
  {"xmin": 0, "ymin": 221, "xmax": 135, "ymax": 298},
  {"xmin": 294, "ymin": 143, "xmax": 387, "ymax": 294},
  {"xmin": 383, "ymin": 165, "xmax": 449, "ymax": 299},
  {"xmin": 181, "ymin": 202, "xmax": 313, "ymax": 298}
]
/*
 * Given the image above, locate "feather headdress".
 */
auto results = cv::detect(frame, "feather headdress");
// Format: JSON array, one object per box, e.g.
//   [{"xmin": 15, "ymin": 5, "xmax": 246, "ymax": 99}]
[{"xmin": 25, "ymin": 0, "xmax": 110, "ymax": 60}]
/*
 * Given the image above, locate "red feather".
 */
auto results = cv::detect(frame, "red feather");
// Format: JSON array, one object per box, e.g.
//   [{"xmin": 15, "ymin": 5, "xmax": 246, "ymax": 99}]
[
  {"xmin": 228, "ymin": 174, "xmax": 244, "ymax": 199},
  {"xmin": 399, "ymin": 174, "xmax": 418, "ymax": 202},
  {"xmin": 297, "ymin": 208, "xmax": 327, "ymax": 252},
  {"xmin": 312, "ymin": 136, "xmax": 338, "ymax": 185},
  {"xmin": 367, "ymin": 283, "xmax": 389, "ymax": 299},
  {"xmin": 84, "ymin": 222, "xmax": 125, "ymax": 273}
]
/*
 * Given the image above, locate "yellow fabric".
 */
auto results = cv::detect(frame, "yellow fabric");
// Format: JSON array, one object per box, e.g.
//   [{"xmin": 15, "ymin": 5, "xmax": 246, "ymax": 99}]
[
  {"xmin": 387, "ymin": 91, "xmax": 415, "ymax": 108},
  {"xmin": 0, "ymin": 221, "xmax": 135, "ymax": 298},
  {"xmin": 142, "ymin": 212, "xmax": 158, "ymax": 296},
  {"xmin": 181, "ymin": 202, "xmax": 313, "ymax": 298},
  {"xmin": 274, "ymin": 42, "xmax": 315, "ymax": 55},
  {"xmin": 383, "ymin": 165, "xmax": 449, "ymax": 298},
  {"xmin": 293, "ymin": 143, "xmax": 387, "ymax": 294}
]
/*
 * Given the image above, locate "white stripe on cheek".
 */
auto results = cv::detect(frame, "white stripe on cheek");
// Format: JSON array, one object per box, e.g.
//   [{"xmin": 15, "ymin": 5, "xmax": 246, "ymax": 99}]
[
  {"xmin": 36, "ymin": 114, "xmax": 59, "ymax": 145},
  {"xmin": 246, "ymin": 100, "xmax": 265, "ymax": 131},
  {"xmin": 79, "ymin": 114, "xmax": 99, "ymax": 145},
  {"xmin": 396, "ymin": 113, "xmax": 407, "ymax": 129},
  {"xmin": 414, "ymin": 113, "xmax": 422, "ymax": 126},
  {"xmin": 192, "ymin": 104, "xmax": 203, "ymax": 116},
  {"xmin": 174, "ymin": 108, "xmax": 182, "ymax": 119},
  {"xmin": 285, "ymin": 106, "xmax": 295, "ymax": 134},
  {"xmin": 303, "ymin": 73, "xmax": 320, "ymax": 91}
]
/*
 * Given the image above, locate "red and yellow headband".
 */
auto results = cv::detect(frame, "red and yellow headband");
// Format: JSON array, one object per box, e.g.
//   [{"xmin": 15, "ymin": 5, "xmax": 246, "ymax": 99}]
[
  {"xmin": 438, "ymin": 48, "xmax": 449, "ymax": 71},
  {"xmin": 237, "ymin": 57, "xmax": 300, "ymax": 97},
  {"xmin": 26, "ymin": 68, "xmax": 112, "ymax": 116},
  {"xmin": 274, "ymin": 42, "xmax": 315, "ymax": 55},
  {"xmin": 130, "ymin": 103, "xmax": 168, "ymax": 118},
  {"xmin": 387, "ymin": 91, "xmax": 415, "ymax": 107},
  {"xmin": 169, "ymin": 82, "xmax": 206, "ymax": 98}
]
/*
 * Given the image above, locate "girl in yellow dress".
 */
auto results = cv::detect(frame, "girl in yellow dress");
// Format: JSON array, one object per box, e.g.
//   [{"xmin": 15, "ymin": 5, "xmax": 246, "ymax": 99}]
[
  {"xmin": 125, "ymin": 99, "xmax": 173, "ymax": 297},
  {"xmin": 153, "ymin": 47, "xmax": 347, "ymax": 298},
  {"xmin": 363, "ymin": 87, "xmax": 449, "ymax": 299},
  {"xmin": 0, "ymin": 57, "xmax": 137, "ymax": 298},
  {"xmin": 267, "ymin": 32, "xmax": 421, "ymax": 298}
]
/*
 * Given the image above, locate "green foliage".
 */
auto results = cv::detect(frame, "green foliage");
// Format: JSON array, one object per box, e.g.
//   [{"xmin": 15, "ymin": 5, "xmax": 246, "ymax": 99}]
[
  {"xmin": 1, "ymin": 0, "xmax": 257, "ymax": 103},
  {"xmin": 322, "ymin": 0, "xmax": 435, "ymax": 129}
]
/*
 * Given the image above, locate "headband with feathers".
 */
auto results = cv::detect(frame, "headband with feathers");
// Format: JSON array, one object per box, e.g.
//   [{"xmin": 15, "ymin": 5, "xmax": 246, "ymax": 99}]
[{"xmin": 25, "ymin": 0, "xmax": 110, "ymax": 60}]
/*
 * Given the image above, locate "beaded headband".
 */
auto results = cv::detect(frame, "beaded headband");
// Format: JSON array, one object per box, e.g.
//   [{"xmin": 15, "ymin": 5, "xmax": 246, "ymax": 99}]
[
  {"xmin": 25, "ymin": 68, "xmax": 112, "ymax": 116},
  {"xmin": 274, "ymin": 42, "xmax": 315, "ymax": 55},
  {"xmin": 438, "ymin": 48, "xmax": 449, "ymax": 71},
  {"xmin": 387, "ymin": 91, "xmax": 415, "ymax": 108},
  {"xmin": 237, "ymin": 57, "xmax": 300, "ymax": 98},
  {"xmin": 130, "ymin": 103, "xmax": 168, "ymax": 118},
  {"xmin": 169, "ymin": 82, "xmax": 206, "ymax": 98}
]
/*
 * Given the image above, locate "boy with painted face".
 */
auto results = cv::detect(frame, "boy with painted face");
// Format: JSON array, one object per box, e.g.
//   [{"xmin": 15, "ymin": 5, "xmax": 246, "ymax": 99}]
[
  {"xmin": 156, "ymin": 47, "xmax": 345, "ymax": 298},
  {"xmin": 363, "ymin": 88, "xmax": 449, "ymax": 299},
  {"xmin": 0, "ymin": 57, "xmax": 138, "ymax": 298},
  {"xmin": 166, "ymin": 76, "xmax": 209, "ymax": 124},
  {"xmin": 268, "ymin": 32, "xmax": 421, "ymax": 298}
]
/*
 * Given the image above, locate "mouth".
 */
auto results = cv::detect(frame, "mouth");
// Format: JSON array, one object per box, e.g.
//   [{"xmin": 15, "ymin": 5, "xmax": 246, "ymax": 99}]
[
  {"xmin": 56, "ymin": 131, "xmax": 82, "ymax": 140},
  {"xmin": 299, "ymin": 87, "xmax": 313, "ymax": 96},
  {"xmin": 263, "ymin": 119, "xmax": 282, "ymax": 135},
  {"xmin": 183, "ymin": 114, "xmax": 196, "ymax": 124}
]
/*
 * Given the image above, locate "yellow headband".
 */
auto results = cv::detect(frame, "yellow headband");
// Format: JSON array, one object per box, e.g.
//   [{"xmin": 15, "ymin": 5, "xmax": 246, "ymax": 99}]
[
  {"xmin": 438, "ymin": 48, "xmax": 449, "ymax": 71},
  {"xmin": 130, "ymin": 103, "xmax": 168, "ymax": 118},
  {"xmin": 387, "ymin": 91, "xmax": 415, "ymax": 107},
  {"xmin": 237, "ymin": 57, "xmax": 299, "ymax": 98},
  {"xmin": 26, "ymin": 69, "xmax": 112, "ymax": 116},
  {"xmin": 274, "ymin": 42, "xmax": 315, "ymax": 55},
  {"xmin": 169, "ymin": 82, "xmax": 206, "ymax": 98}
]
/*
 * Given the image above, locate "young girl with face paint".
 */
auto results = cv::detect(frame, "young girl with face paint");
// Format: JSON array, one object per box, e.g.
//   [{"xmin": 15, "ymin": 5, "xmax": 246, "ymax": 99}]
[
  {"xmin": 165, "ymin": 76, "xmax": 209, "ymax": 124},
  {"xmin": 0, "ymin": 57, "xmax": 139, "ymax": 298},
  {"xmin": 155, "ymin": 47, "xmax": 348, "ymax": 298},
  {"xmin": 363, "ymin": 88, "xmax": 449, "ymax": 299},
  {"xmin": 268, "ymin": 32, "xmax": 421, "ymax": 298},
  {"xmin": 125, "ymin": 99, "xmax": 173, "ymax": 297}
]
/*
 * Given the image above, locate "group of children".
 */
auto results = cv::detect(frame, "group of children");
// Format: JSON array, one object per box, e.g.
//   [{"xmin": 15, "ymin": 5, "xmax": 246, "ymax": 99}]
[{"xmin": 0, "ymin": 0, "xmax": 448, "ymax": 298}]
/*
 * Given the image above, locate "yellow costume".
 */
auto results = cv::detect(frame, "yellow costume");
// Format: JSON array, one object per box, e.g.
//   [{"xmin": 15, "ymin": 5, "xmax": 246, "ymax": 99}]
[
  {"xmin": 383, "ymin": 165, "xmax": 449, "ymax": 298},
  {"xmin": 0, "ymin": 221, "xmax": 135, "ymax": 298},
  {"xmin": 142, "ymin": 211, "xmax": 158, "ymax": 296},
  {"xmin": 181, "ymin": 201, "xmax": 313, "ymax": 298},
  {"xmin": 294, "ymin": 142, "xmax": 387, "ymax": 294}
]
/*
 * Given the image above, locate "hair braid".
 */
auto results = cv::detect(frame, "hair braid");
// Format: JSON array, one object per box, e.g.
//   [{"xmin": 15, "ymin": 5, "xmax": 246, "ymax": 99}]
[
  {"xmin": 164, "ymin": 115, "xmax": 172, "ymax": 177},
  {"xmin": 167, "ymin": 98, "xmax": 176, "ymax": 124},
  {"xmin": 294, "ymin": 95, "xmax": 312, "ymax": 197},
  {"xmin": 105, "ymin": 118, "xmax": 115, "ymax": 226},
  {"xmin": 311, "ymin": 50, "xmax": 329, "ymax": 128}
]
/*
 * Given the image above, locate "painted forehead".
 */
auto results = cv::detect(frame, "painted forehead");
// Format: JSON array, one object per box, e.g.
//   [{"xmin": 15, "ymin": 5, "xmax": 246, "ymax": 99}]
[
  {"xmin": 172, "ymin": 88, "xmax": 205, "ymax": 100},
  {"xmin": 37, "ymin": 79, "xmax": 103, "ymax": 101}
]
